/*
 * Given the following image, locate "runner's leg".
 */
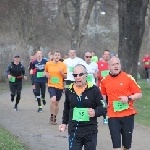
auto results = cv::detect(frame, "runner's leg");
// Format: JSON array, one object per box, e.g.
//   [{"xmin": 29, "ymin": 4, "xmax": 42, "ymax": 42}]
[
  {"xmin": 9, "ymin": 82, "xmax": 17, "ymax": 102},
  {"xmin": 41, "ymin": 82, "xmax": 46, "ymax": 105},
  {"xmin": 14, "ymin": 82, "xmax": 22, "ymax": 110},
  {"xmin": 35, "ymin": 82, "xmax": 42, "ymax": 112}
]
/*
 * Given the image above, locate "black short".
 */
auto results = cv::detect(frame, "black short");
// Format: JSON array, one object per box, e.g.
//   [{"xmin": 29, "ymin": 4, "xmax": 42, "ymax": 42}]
[
  {"xmin": 108, "ymin": 115, "xmax": 134, "ymax": 149},
  {"xmin": 68, "ymin": 133, "xmax": 97, "ymax": 150},
  {"xmin": 48, "ymin": 87, "xmax": 63, "ymax": 101}
]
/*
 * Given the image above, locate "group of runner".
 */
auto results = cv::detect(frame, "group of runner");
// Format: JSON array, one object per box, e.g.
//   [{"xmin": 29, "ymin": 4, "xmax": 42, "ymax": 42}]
[{"xmin": 5, "ymin": 49, "xmax": 142, "ymax": 150}]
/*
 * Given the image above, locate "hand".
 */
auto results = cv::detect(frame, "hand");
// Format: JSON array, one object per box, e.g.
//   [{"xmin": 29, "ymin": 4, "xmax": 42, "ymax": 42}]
[
  {"xmin": 100, "ymin": 100, "xmax": 107, "ymax": 108},
  {"xmin": 46, "ymin": 73, "xmax": 50, "ymax": 79},
  {"xmin": 59, "ymin": 124, "xmax": 67, "ymax": 132},
  {"xmin": 30, "ymin": 69, "xmax": 33, "ymax": 75},
  {"xmin": 24, "ymin": 76, "xmax": 27, "ymax": 80},
  {"xmin": 88, "ymin": 108, "xmax": 95, "ymax": 117},
  {"xmin": 8, "ymin": 75, "xmax": 12, "ymax": 79},
  {"xmin": 118, "ymin": 96, "xmax": 128, "ymax": 103},
  {"xmin": 59, "ymin": 68, "xmax": 63, "ymax": 75}
]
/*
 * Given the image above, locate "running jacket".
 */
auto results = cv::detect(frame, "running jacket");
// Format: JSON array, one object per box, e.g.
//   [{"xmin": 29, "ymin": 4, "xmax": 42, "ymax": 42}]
[
  {"xmin": 5, "ymin": 62, "xmax": 26, "ymax": 82},
  {"xmin": 62, "ymin": 82, "xmax": 106, "ymax": 136}
]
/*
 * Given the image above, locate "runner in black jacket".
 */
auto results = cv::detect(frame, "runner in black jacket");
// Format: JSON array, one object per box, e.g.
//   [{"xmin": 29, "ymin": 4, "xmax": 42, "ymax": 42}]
[
  {"xmin": 59, "ymin": 64, "xmax": 106, "ymax": 150},
  {"xmin": 4, "ymin": 54, "xmax": 27, "ymax": 111}
]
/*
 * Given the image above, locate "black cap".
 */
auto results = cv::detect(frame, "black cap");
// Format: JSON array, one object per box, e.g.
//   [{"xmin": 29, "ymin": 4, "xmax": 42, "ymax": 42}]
[{"xmin": 13, "ymin": 54, "xmax": 20, "ymax": 58}]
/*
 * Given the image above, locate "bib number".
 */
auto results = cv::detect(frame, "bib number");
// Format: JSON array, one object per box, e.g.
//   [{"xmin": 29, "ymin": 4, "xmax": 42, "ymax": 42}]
[
  {"xmin": 86, "ymin": 75, "xmax": 92, "ymax": 82},
  {"xmin": 145, "ymin": 62, "xmax": 149, "ymax": 65},
  {"xmin": 72, "ymin": 107, "xmax": 90, "ymax": 122},
  {"xmin": 101, "ymin": 70, "xmax": 109, "ymax": 77},
  {"xmin": 50, "ymin": 77, "xmax": 59, "ymax": 83},
  {"xmin": 69, "ymin": 67, "xmax": 74, "ymax": 72},
  {"xmin": 113, "ymin": 101, "xmax": 129, "ymax": 112},
  {"xmin": 37, "ymin": 72, "xmax": 44, "ymax": 77},
  {"xmin": 9, "ymin": 76, "xmax": 16, "ymax": 82}
]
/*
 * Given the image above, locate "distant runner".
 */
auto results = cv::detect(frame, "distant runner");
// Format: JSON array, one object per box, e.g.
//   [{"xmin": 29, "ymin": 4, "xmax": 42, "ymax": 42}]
[
  {"xmin": 30, "ymin": 50, "xmax": 47, "ymax": 112},
  {"xmin": 84, "ymin": 52, "xmax": 98, "ymax": 85},
  {"xmin": 4, "ymin": 54, "xmax": 27, "ymax": 111},
  {"xmin": 45, "ymin": 51, "xmax": 67, "ymax": 125},
  {"xmin": 97, "ymin": 50, "xmax": 110, "ymax": 124}
]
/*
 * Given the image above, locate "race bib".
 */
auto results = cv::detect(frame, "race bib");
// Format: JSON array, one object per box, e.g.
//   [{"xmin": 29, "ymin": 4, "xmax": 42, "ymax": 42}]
[
  {"xmin": 113, "ymin": 101, "xmax": 129, "ymax": 112},
  {"xmin": 145, "ymin": 62, "xmax": 149, "ymax": 65},
  {"xmin": 72, "ymin": 107, "xmax": 90, "ymax": 122},
  {"xmin": 37, "ymin": 72, "xmax": 44, "ymax": 77},
  {"xmin": 101, "ymin": 70, "xmax": 109, "ymax": 77},
  {"xmin": 86, "ymin": 75, "xmax": 92, "ymax": 82},
  {"xmin": 9, "ymin": 76, "xmax": 16, "ymax": 82},
  {"xmin": 50, "ymin": 77, "xmax": 59, "ymax": 83},
  {"xmin": 69, "ymin": 67, "xmax": 74, "ymax": 72}
]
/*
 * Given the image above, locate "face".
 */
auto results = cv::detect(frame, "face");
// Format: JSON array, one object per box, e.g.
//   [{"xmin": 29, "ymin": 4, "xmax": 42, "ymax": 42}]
[
  {"xmin": 109, "ymin": 57, "xmax": 121, "ymax": 75},
  {"xmin": 73, "ymin": 66, "xmax": 87, "ymax": 87},
  {"xmin": 69, "ymin": 50, "xmax": 76, "ymax": 59},
  {"xmin": 103, "ymin": 51, "xmax": 110, "ymax": 61},
  {"xmin": 14, "ymin": 57, "xmax": 20, "ymax": 62},
  {"xmin": 145, "ymin": 54, "xmax": 149, "ymax": 58},
  {"xmin": 53, "ymin": 52, "xmax": 60, "ymax": 62},
  {"xmin": 84, "ymin": 52, "xmax": 92, "ymax": 64},
  {"xmin": 36, "ymin": 51, "xmax": 42, "ymax": 59}
]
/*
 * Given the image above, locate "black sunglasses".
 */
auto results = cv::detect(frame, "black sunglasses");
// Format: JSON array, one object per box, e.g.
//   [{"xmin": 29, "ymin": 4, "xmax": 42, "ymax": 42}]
[
  {"xmin": 85, "ymin": 56, "xmax": 92, "ymax": 58},
  {"xmin": 72, "ymin": 72, "xmax": 86, "ymax": 77}
]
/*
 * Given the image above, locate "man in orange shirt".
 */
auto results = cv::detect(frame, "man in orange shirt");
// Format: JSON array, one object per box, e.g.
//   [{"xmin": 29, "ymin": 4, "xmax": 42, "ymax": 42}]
[
  {"xmin": 45, "ymin": 51, "xmax": 67, "ymax": 125},
  {"xmin": 101, "ymin": 56, "xmax": 142, "ymax": 150}
]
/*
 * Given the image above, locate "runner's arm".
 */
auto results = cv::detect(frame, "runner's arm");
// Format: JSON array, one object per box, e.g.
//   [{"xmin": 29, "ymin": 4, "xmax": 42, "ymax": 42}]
[
  {"xmin": 62, "ymin": 89, "xmax": 70, "ymax": 125},
  {"xmin": 22, "ymin": 66, "xmax": 27, "ymax": 76},
  {"xmin": 94, "ymin": 87, "xmax": 106, "ymax": 117},
  {"xmin": 4, "ymin": 63, "xmax": 11, "ymax": 78}
]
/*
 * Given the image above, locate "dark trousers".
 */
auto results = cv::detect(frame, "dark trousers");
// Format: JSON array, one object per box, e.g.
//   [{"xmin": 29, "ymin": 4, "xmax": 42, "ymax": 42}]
[
  {"xmin": 68, "ymin": 133, "xmax": 97, "ymax": 150},
  {"xmin": 9, "ymin": 81, "xmax": 22, "ymax": 105},
  {"xmin": 35, "ymin": 82, "xmax": 46, "ymax": 106},
  {"xmin": 145, "ymin": 68, "xmax": 149, "ymax": 78},
  {"xmin": 108, "ymin": 115, "xmax": 134, "ymax": 149}
]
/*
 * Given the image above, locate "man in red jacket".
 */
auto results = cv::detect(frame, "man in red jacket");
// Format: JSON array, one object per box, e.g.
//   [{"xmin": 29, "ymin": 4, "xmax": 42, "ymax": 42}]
[
  {"xmin": 142, "ymin": 53, "xmax": 150, "ymax": 82},
  {"xmin": 97, "ymin": 50, "xmax": 110, "ymax": 124}
]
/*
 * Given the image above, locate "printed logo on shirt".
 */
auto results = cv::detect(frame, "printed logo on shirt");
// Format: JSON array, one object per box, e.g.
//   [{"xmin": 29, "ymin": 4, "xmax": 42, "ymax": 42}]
[
  {"xmin": 120, "ymin": 83, "xmax": 123, "ymax": 85},
  {"xmin": 101, "ymin": 64, "xmax": 103, "ymax": 66},
  {"xmin": 85, "ymin": 96, "xmax": 88, "ymax": 99}
]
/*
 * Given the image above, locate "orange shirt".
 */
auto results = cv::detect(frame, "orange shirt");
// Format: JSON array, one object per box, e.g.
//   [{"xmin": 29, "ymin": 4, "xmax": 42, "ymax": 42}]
[
  {"xmin": 73, "ymin": 84, "xmax": 87, "ymax": 96},
  {"xmin": 45, "ymin": 61, "xmax": 67, "ymax": 89},
  {"xmin": 101, "ymin": 71, "xmax": 142, "ymax": 118}
]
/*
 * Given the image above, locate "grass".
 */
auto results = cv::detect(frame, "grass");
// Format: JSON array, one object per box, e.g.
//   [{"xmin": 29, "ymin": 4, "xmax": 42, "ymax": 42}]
[
  {"xmin": 0, "ymin": 81, "xmax": 31, "ymax": 149},
  {"xmin": 134, "ymin": 79, "xmax": 150, "ymax": 127},
  {"xmin": 0, "ymin": 126, "xmax": 30, "ymax": 150}
]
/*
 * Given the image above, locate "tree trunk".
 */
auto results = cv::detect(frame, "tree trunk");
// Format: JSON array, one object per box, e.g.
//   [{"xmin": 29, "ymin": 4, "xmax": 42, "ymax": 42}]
[
  {"xmin": 71, "ymin": 0, "xmax": 80, "ymax": 50},
  {"xmin": 118, "ymin": 0, "xmax": 149, "ymax": 80}
]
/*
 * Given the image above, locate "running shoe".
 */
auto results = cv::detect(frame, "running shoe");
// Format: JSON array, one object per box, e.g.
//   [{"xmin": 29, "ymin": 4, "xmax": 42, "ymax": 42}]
[
  {"xmin": 42, "ymin": 99, "xmax": 46, "ymax": 105},
  {"xmin": 14, "ymin": 105, "xmax": 18, "ymax": 111},
  {"xmin": 37, "ymin": 108, "xmax": 42, "ymax": 112},
  {"xmin": 103, "ymin": 118, "xmax": 108, "ymax": 124}
]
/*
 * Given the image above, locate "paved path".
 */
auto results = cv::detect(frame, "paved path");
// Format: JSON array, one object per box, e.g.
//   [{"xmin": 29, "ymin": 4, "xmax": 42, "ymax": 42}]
[{"xmin": 0, "ymin": 87, "xmax": 150, "ymax": 150}]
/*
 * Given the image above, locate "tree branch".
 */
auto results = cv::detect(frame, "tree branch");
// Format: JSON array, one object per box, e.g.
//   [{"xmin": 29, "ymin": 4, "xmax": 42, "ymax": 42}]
[
  {"xmin": 79, "ymin": 0, "xmax": 96, "ymax": 46},
  {"xmin": 61, "ymin": 0, "xmax": 73, "ymax": 30}
]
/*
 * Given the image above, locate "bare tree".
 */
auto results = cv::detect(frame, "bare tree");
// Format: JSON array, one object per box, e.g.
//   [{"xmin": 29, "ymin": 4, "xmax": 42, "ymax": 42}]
[
  {"xmin": 61, "ymin": 0, "xmax": 96, "ymax": 50},
  {"xmin": 118, "ymin": 0, "xmax": 149, "ymax": 80}
]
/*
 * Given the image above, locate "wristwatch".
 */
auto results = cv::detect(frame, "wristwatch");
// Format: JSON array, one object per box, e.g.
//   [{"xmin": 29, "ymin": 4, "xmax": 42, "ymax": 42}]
[{"xmin": 127, "ymin": 96, "xmax": 132, "ymax": 101}]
